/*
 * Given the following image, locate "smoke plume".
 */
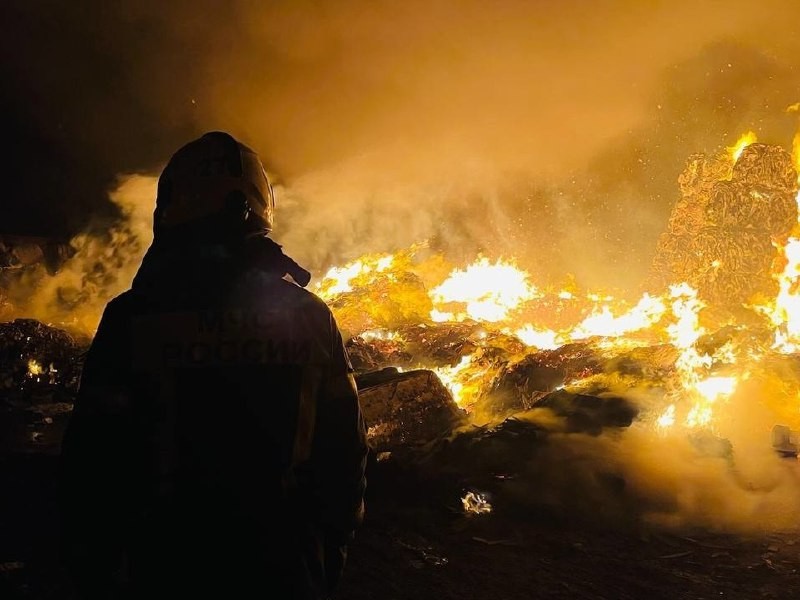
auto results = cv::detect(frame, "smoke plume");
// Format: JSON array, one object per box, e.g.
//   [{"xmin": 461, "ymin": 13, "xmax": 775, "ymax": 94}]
[{"xmin": 3, "ymin": 0, "xmax": 799, "ymax": 288}]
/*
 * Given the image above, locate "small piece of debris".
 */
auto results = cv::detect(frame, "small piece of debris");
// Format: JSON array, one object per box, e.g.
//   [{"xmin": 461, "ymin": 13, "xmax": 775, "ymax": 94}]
[
  {"xmin": 659, "ymin": 551, "xmax": 694, "ymax": 560},
  {"xmin": 472, "ymin": 536, "xmax": 520, "ymax": 547}
]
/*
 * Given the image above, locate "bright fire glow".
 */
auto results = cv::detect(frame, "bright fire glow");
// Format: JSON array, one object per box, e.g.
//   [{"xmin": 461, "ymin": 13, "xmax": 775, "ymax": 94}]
[
  {"xmin": 513, "ymin": 324, "xmax": 561, "ymax": 349},
  {"xmin": 461, "ymin": 491, "xmax": 493, "ymax": 515},
  {"xmin": 27, "ymin": 360, "xmax": 43, "ymax": 376},
  {"xmin": 657, "ymin": 404, "xmax": 676, "ymax": 429},
  {"xmin": 728, "ymin": 130, "xmax": 758, "ymax": 162},
  {"xmin": 315, "ymin": 253, "xmax": 396, "ymax": 300},
  {"xmin": 666, "ymin": 283, "xmax": 705, "ymax": 351},
  {"xmin": 433, "ymin": 354, "xmax": 479, "ymax": 408},
  {"xmin": 359, "ymin": 329, "xmax": 400, "ymax": 342},
  {"xmin": 686, "ymin": 375, "xmax": 739, "ymax": 430},
  {"xmin": 764, "ymin": 132, "xmax": 800, "ymax": 351},
  {"xmin": 429, "ymin": 257, "xmax": 539, "ymax": 322},
  {"xmin": 662, "ymin": 283, "xmax": 739, "ymax": 428},
  {"xmin": 311, "ymin": 130, "xmax": 800, "ymax": 434},
  {"xmin": 793, "ymin": 130, "xmax": 800, "ymax": 168},
  {"xmin": 694, "ymin": 376, "xmax": 738, "ymax": 401},
  {"xmin": 571, "ymin": 293, "xmax": 667, "ymax": 340}
]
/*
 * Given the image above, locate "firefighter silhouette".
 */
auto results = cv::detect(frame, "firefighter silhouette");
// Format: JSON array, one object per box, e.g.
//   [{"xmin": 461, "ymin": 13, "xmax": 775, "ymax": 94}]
[{"xmin": 59, "ymin": 132, "xmax": 368, "ymax": 599}]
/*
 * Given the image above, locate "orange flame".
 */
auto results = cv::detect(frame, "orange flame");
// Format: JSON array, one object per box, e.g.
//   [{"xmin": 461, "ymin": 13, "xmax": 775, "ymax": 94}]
[
  {"xmin": 429, "ymin": 257, "xmax": 540, "ymax": 322},
  {"xmin": 728, "ymin": 131, "xmax": 757, "ymax": 162}
]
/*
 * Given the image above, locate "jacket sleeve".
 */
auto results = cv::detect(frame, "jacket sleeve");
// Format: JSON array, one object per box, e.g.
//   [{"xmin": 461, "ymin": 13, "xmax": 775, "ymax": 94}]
[
  {"xmin": 311, "ymin": 313, "xmax": 369, "ymax": 541},
  {"xmin": 58, "ymin": 297, "xmax": 139, "ymax": 597}
]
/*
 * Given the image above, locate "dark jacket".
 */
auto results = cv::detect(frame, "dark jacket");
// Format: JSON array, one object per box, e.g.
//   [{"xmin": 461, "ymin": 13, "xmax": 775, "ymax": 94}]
[{"xmin": 59, "ymin": 236, "xmax": 368, "ymax": 599}]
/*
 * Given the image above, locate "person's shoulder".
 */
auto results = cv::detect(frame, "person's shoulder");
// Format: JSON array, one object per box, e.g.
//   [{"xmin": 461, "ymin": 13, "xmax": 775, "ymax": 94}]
[
  {"xmin": 248, "ymin": 273, "xmax": 331, "ymax": 312},
  {"xmin": 99, "ymin": 289, "xmax": 147, "ymax": 320},
  {"xmin": 274, "ymin": 278, "xmax": 334, "ymax": 314}
]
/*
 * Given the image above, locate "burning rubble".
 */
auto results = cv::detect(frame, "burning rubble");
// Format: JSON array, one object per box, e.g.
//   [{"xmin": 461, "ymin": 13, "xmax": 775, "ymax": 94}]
[
  {"xmin": 649, "ymin": 138, "xmax": 798, "ymax": 309},
  {"xmin": 314, "ymin": 135, "xmax": 800, "ymax": 430},
  {"xmin": 0, "ymin": 319, "xmax": 88, "ymax": 455},
  {"xmin": 308, "ymin": 132, "xmax": 800, "ymax": 528}
]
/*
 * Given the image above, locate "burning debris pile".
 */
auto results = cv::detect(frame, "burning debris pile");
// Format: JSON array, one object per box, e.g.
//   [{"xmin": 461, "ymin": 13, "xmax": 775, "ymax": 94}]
[
  {"xmin": 650, "ymin": 138, "xmax": 798, "ymax": 308},
  {"xmin": 317, "ymin": 136, "xmax": 800, "ymax": 433},
  {"xmin": 309, "ymin": 133, "xmax": 800, "ymax": 529},
  {"xmin": 0, "ymin": 319, "xmax": 89, "ymax": 455},
  {"xmin": 0, "ymin": 319, "xmax": 88, "ymax": 403}
]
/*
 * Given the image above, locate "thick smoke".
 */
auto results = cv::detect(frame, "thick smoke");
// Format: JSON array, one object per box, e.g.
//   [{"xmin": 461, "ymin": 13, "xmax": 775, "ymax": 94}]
[
  {"xmin": 492, "ymin": 380, "xmax": 800, "ymax": 534},
  {"xmin": 3, "ymin": 0, "xmax": 800, "ymax": 288},
  {"xmin": 1, "ymin": 175, "xmax": 154, "ymax": 333}
]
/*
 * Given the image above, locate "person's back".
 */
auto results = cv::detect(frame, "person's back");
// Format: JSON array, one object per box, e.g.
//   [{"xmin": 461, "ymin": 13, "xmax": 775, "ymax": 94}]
[{"xmin": 58, "ymin": 132, "xmax": 368, "ymax": 599}]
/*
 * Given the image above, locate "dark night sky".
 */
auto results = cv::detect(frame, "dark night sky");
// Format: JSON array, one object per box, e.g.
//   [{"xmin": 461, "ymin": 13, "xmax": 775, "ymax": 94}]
[{"xmin": 2, "ymin": 0, "xmax": 800, "ymax": 289}]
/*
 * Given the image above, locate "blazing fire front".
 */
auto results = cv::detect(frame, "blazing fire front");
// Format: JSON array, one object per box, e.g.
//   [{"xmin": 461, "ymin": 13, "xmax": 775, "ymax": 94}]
[
  {"xmin": 308, "ymin": 131, "xmax": 800, "ymax": 529},
  {"xmin": 313, "ymin": 134, "xmax": 800, "ymax": 429},
  {"xmin": 4, "ymin": 130, "xmax": 800, "ymax": 532}
]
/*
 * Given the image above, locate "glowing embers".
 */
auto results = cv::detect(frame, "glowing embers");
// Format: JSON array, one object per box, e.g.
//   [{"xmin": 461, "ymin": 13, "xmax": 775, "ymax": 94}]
[
  {"xmin": 25, "ymin": 358, "xmax": 59, "ymax": 386},
  {"xmin": 27, "ymin": 359, "xmax": 44, "ymax": 377},
  {"xmin": 358, "ymin": 329, "xmax": 400, "ymax": 343},
  {"xmin": 461, "ymin": 490, "xmax": 493, "ymax": 515}
]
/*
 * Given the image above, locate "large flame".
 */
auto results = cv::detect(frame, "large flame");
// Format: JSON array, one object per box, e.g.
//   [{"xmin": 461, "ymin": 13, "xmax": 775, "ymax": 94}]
[
  {"xmin": 762, "ymin": 131, "xmax": 800, "ymax": 351},
  {"xmin": 728, "ymin": 130, "xmax": 758, "ymax": 162},
  {"xmin": 571, "ymin": 293, "xmax": 667, "ymax": 340},
  {"xmin": 429, "ymin": 257, "xmax": 539, "ymax": 323},
  {"xmin": 315, "ymin": 252, "xmax": 398, "ymax": 300}
]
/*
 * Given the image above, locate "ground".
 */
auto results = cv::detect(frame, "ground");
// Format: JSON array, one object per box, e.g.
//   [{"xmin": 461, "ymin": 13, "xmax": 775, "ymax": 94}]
[{"xmin": 2, "ymin": 449, "xmax": 800, "ymax": 600}]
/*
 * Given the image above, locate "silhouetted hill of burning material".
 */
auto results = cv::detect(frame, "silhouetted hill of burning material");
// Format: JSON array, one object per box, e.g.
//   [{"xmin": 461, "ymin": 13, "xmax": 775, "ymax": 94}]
[{"xmin": 649, "ymin": 142, "xmax": 799, "ymax": 308}]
